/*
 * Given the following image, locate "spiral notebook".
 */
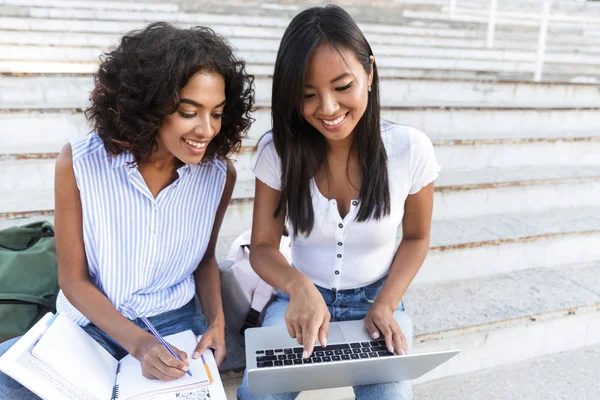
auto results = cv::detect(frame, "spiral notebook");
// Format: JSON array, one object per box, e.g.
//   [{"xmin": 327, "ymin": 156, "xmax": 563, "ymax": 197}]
[{"xmin": 0, "ymin": 313, "xmax": 226, "ymax": 400}]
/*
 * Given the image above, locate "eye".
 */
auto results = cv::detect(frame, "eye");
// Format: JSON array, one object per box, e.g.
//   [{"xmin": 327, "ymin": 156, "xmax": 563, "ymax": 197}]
[
  {"xmin": 303, "ymin": 93, "xmax": 315, "ymax": 100},
  {"xmin": 179, "ymin": 111, "xmax": 196, "ymax": 118},
  {"xmin": 212, "ymin": 113, "xmax": 223, "ymax": 119},
  {"xmin": 335, "ymin": 82, "xmax": 354, "ymax": 91}
]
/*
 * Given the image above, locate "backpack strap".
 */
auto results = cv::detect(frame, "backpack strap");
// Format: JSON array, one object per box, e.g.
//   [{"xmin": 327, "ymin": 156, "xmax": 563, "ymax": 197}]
[
  {"xmin": 240, "ymin": 279, "xmax": 274, "ymax": 335},
  {"xmin": 0, "ymin": 225, "xmax": 54, "ymax": 251}
]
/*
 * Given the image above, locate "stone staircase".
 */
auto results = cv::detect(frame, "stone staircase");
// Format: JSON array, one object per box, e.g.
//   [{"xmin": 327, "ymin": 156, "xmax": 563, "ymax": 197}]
[{"xmin": 1, "ymin": 0, "xmax": 599, "ymax": 399}]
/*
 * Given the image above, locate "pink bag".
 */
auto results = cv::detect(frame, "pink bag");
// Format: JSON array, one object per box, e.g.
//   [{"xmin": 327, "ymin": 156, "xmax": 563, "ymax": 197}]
[{"xmin": 219, "ymin": 230, "xmax": 291, "ymax": 342}]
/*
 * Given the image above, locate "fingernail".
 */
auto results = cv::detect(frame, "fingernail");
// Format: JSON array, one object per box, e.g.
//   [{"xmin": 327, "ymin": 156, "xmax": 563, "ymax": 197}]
[
  {"xmin": 302, "ymin": 351, "xmax": 308, "ymax": 359},
  {"xmin": 389, "ymin": 345, "xmax": 394, "ymax": 354},
  {"xmin": 182, "ymin": 365, "xmax": 189, "ymax": 371},
  {"xmin": 401, "ymin": 349, "xmax": 406, "ymax": 355},
  {"xmin": 371, "ymin": 332, "xmax": 380, "ymax": 340},
  {"xmin": 322, "ymin": 338, "xmax": 327, "ymax": 348},
  {"xmin": 193, "ymin": 351, "xmax": 200, "ymax": 359}
]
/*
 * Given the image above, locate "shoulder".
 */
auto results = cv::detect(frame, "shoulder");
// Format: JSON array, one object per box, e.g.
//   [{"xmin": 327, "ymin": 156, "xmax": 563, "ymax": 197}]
[
  {"xmin": 225, "ymin": 158, "xmax": 237, "ymax": 186},
  {"xmin": 69, "ymin": 133, "xmax": 106, "ymax": 166},
  {"xmin": 381, "ymin": 120, "xmax": 431, "ymax": 162},
  {"xmin": 254, "ymin": 131, "xmax": 280, "ymax": 167},
  {"xmin": 256, "ymin": 132, "xmax": 276, "ymax": 158},
  {"xmin": 56, "ymin": 142, "xmax": 74, "ymax": 176}
]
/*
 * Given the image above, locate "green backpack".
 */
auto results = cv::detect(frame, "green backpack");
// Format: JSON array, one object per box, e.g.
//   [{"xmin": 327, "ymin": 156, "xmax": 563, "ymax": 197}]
[{"xmin": 0, "ymin": 221, "xmax": 58, "ymax": 343}]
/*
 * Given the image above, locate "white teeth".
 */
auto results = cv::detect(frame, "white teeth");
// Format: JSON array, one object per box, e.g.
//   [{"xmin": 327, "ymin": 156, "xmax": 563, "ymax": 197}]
[
  {"xmin": 184, "ymin": 139, "xmax": 207, "ymax": 149},
  {"xmin": 322, "ymin": 114, "xmax": 346, "ymax": 126}
]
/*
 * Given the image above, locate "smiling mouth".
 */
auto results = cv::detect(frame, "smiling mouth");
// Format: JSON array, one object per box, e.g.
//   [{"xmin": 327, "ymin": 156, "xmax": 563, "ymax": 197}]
[
  {"xmin": 320, "ymin": 113, "xmax": 348, "ymax": 126},
  {"xmin": 183, "ymin": 138, "xmax": 208, "ymax": 149}
]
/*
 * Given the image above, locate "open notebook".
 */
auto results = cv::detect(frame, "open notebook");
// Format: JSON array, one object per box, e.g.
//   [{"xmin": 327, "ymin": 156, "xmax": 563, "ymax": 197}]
[{"xmin": 0, "ymin": 313, "xmax": 226, "ymax": 400}]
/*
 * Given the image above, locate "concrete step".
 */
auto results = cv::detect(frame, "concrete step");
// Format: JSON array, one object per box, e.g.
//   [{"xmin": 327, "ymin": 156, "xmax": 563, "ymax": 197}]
[
  {"xmin": 446, "ymin": 6, "xmax": 600, "ymax": 24},
  {"xmin": 4, "ymin": 42, "xmax": 600, "ymax": 68},
  {"xmin": 222, "ymin": 164, "xmax": 600, "ymax": 219},
  {"xmin": 3, "ymin": 150, "xmax": 600, "ymax": 218},
  {"xmin": 4, "ymin": 61, "xmax": 597, "ymax": 83},
  {"xmin": 414, "ymin": 343, "xmax": 600, "ymax": 400},
  {"xmin": 446, "ymin": 5, "xmax": 600, "ymax": 25},
  {"xmin": 3, "ymin": 197, "xmax": 599, "ymax": 284},
  {"xmin": 220, "ymin": 261, "xmax": 600, "ymax": 397},
  {"xmin": 3, "ymin": 9, "xmax": 600, "ymax": 46},
  {"xmin": 231, "ymin": 139, "xmax": 600, "ymax": 181},
  {"xmin": 3, "ymin": 29, "xmax": 600, "ymax": 55},
  {"xmin": 7, "ymin": 46, "xmax": 600, "ymax": 77},
  {"xmin": 403, "ymin": 9, "xmax": 600, "ymax": 31},
  {"xmin": 3, "ymin": 75, "xmax": 600, "ymax": 109},
  {"xmin": 0, "ymin": 0, "xmax": 180, "ymax": 12},
  {"xmin": 2, "ymin": 108, "xmax": 599, "ymax": 155},
  {"xmin": 0, "ymin": 15, "xmax": 487, "ymax": 39},
  {"xmin": 406, "ymin": 262, "xmax": 600, "ymax": 381}
]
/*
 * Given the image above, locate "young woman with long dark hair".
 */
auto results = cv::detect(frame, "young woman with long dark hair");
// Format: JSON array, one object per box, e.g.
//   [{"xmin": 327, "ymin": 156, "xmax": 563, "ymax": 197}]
[{"xmin": 238, "ymin": 5, "xmax": 439, "ymax": 400}]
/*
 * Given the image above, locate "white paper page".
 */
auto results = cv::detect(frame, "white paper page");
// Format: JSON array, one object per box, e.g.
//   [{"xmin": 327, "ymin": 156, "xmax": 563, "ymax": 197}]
[
  {"xmin": 0, "ymin": 314, "xmax": 96, "ymax": 400},
  {"xmin": 196, "ymin": 341, "xmax": 227, "ymax": 400},
  {"xmin": 117, "ymin": 330, "xmax": 215, "ymax": 400},
  {"xmin": 31, "ymin": 313, "xmax": 118, "ymax": 400}
]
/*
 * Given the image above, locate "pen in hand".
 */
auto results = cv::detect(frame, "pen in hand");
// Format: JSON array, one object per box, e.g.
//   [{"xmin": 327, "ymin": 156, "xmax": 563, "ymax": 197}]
[{"xmin": 140, "ymin": 316, "xmax": 193, "ymax": 377}]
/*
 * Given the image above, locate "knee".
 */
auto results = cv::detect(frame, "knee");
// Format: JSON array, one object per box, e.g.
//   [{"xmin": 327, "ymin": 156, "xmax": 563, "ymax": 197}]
[{"xmin": 354, "ymin": 380, "xmax": 413, "ymax": 400}]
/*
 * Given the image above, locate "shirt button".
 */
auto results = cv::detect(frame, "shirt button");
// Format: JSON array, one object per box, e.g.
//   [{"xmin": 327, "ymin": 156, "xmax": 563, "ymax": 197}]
[
  {"xmin": 337, "ymin": 254, "xmax": 342, "ymax": 258},
  {"xmin": 352, "ymin": 200, "xmax": 358, "ymax": 206},
  {"xmin": 335, "ymin": 270, "xmax": 340, "ymax": 275},
  {"xmin": 337, "ymin": 242, "xmax": 343, "ymax": 246},
  {"xmin": 338, "ymin": 223, "xmax": 343, "ymax": 228}
]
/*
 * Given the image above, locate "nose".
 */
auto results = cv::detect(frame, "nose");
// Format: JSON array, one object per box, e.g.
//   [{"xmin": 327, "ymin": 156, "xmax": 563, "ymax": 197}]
[
  {"xmin": 194, "ymin": 112, "xmax": 212, "ymax": 137},
  {"xmin": 318, "ymin": 92, "xmax": 339, "ymax": 117}
]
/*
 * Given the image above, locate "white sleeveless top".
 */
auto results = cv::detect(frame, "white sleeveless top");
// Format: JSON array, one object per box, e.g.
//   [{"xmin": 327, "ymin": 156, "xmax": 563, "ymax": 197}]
[
  {"xmin": 253, "ymin": 120, "xmax": 440, "ymax": 290},
  {"xmin": 56, "ymin": 133, "xmax": 227, "ymax": 326}
]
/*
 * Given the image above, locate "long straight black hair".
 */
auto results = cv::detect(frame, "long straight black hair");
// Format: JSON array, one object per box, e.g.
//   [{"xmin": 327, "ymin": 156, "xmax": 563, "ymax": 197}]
[{"xmin": 271, "ymin": 5, "xmax": 390, "ymax": 237}]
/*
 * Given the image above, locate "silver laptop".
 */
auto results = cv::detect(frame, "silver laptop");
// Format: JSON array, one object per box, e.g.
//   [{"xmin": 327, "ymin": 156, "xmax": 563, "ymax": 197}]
[{"xmin": 245, "ymin": 317, "xmax": 460, "ymax": 395}]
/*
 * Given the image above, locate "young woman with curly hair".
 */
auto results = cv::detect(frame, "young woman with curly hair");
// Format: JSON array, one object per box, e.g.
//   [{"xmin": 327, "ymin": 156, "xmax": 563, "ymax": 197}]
[
  {"xmin": 0, "ymin": 22, "xmax": 254, "ymax": 397},
  {"xmin": 238, "ymin": 5, "xmax": 439, "ymax": 400}
]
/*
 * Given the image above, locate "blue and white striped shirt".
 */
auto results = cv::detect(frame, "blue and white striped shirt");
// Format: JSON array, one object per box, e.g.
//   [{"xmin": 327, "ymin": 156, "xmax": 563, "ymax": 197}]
[{"xmin": 56, "ymin": 133, "xmax": 227, "ymax": 326}]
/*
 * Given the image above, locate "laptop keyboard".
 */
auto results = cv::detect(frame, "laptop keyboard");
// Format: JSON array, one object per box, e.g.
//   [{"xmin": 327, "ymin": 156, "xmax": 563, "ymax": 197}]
[{"xmin": 255, "ymin": 340, "xmax": 395, "ymax": 368}]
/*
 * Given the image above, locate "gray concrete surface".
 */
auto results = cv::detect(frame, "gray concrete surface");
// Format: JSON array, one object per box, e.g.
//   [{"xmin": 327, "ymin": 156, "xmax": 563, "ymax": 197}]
[{"xmin": 414, "ymin": 344, "xmax": 600, "ymax": 400}]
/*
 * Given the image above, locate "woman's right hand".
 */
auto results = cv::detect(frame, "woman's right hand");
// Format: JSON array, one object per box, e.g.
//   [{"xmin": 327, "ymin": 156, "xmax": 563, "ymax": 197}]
[
  {"xmin": 136, "ymin": 335, "xmax": 190, "ymax": 381},
  {"xmin": 286, "ymin": 276, "xmax": 330, "ymax": 359}
]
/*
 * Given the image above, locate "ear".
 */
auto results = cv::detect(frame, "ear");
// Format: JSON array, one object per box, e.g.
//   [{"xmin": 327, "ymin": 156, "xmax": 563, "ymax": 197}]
[{"xmin": 368, "ymin": 55, "xmax": 375, "ymax": 87}]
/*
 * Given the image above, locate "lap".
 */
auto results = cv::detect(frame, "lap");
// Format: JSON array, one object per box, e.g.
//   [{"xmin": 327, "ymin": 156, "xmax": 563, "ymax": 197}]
[
  {"xmin": 0, "ymin": 301, "xmax": 207, "ymax": 400},
  {"xmin": 244, "ymin": 285, "xmax": 413, "ymax": 399}
]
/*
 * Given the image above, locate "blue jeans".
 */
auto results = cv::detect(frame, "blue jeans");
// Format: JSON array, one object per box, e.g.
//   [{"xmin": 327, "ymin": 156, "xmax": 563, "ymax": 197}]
[
  {"xmin": 237, "ymin": 278, "xmax": 413, "ymax": 400},
  {"xmin": 0, "ymin": 300, "xmax": 207, "ymax": 400}
]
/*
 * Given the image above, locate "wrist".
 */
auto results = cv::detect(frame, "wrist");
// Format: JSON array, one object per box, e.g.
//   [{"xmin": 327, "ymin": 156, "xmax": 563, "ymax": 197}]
[
  {"xmin": 373, "ymin": 297, "xmax": 397, "ymax": 314},
  {"xmin": 130, "ymin": 330, "xmax": 155, "ymax": 360},
  {"xmin": 284, "ymin": 274, "xmax": 312, "ymax": 297},
  {"xmin": 207, "ymin": 317, "xmax": 225, "ymax": 330}
]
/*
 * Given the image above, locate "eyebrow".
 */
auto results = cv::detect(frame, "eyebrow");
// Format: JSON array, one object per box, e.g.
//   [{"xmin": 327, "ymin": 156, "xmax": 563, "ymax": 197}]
[
  {"xmin": 304, "ymin": 72, "xmax": 352, "ymax": 88},
  {"xmin": 180, "ymin": 98, "xmax": 226, "ymax": 108}
]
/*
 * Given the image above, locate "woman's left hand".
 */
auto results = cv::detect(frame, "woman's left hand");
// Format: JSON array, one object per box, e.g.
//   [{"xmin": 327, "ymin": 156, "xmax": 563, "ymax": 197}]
[
  {"xmin": 364, "ymin": 301, "xmax": 408, "ymax": 355},
  {"xmin": 193, "ymin": 322, "xmax": 226, "ymax": 367}
]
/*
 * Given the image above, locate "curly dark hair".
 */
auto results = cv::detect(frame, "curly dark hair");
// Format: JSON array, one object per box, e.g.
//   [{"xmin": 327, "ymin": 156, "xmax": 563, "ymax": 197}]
[{"xmin": 86, "ymin": 22, "xmax": 255, "ymax": 163}]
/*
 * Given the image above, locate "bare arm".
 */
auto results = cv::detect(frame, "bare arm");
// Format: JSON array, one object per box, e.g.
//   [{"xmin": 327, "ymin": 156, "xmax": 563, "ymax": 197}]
[
  {"xmin": 376, "ymin": 182, "xmax": 434, "ymax": 309},
  {"xmin": 55, "ymin": 144, "xmax": 189, "ymax": 380},
  {"xmin": 250, "ymin": 178, "xmax": 330, "ymax": 357},
  {"xmin": 192, "ymin": 160, "xmax": 236, "ymax": 366},
  {"xmin": 249, "ymin": 179, "xmax": 305, "ymax": 293},
  {"xmin": 363, "ymin": 182, "xmax": 434, "ymax": 355}
]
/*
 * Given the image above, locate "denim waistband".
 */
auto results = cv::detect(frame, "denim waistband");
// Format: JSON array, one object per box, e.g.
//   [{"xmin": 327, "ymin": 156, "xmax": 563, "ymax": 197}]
[{"xmin": 315, "ymin": 275, "xmax": 388, "ymax": 294}]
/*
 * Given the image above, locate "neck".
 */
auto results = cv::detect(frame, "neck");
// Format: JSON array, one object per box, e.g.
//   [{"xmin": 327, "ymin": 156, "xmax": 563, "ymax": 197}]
[
  {"xmin": 141, "ymin": 143, "xmax": 182, "ymax": 173},
  {"xmin": 326, "ymin": 132, "xmax": 354, "ymax": 160}
]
